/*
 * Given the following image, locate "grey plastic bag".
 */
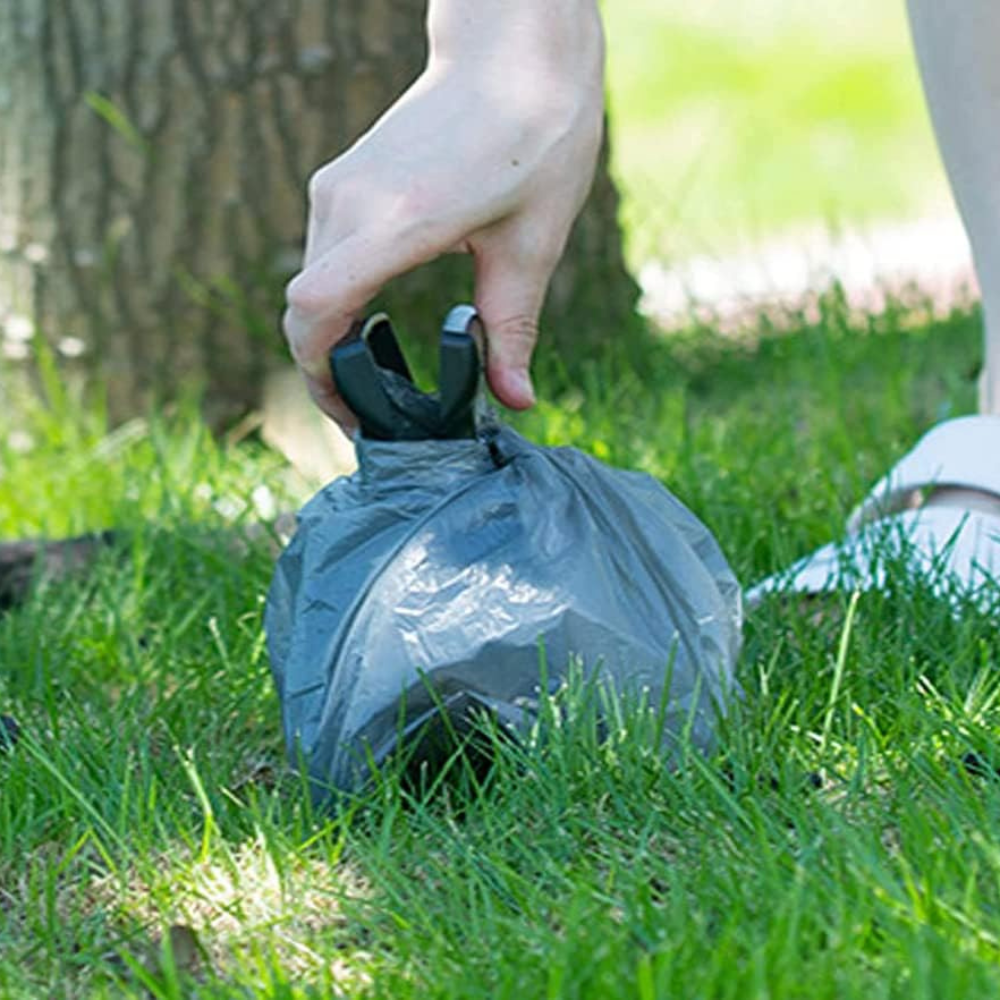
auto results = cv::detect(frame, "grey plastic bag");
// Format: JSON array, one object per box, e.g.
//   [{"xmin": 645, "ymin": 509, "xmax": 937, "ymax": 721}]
[{"xmin": 265, "ymin": 306, "xmax": 742, "ymax": 797}]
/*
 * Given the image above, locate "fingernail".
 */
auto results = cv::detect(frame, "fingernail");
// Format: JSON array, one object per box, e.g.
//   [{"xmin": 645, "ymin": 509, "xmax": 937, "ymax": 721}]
[{"xmin": 512, "ymin": 370, "xmax": 536, "ymax": 407}]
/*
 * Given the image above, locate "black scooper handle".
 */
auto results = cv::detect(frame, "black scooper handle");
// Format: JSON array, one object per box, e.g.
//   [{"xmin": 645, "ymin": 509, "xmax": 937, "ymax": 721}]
[
  {"xmin": 330, "ymin": 314, "xmax": 405, "ymax": 441},
  {"xmin": 330, "ymin": 306, "xmax": 483, "ymax": 441},
  {"xmin": 437, "ymin": 304, "xmax": 483, "ymax": 439}
]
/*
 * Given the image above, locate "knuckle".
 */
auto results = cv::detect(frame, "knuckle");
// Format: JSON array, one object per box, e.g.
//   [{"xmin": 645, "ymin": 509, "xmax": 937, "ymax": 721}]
[
  {"xmin": 310, "ymin": 163, "xmax": 448, "ymax": 258},
  {"xmin": 491, "ymin": 314, "xmax": 539, "ymax": 352},
  {"xmin": 284, "ymin": 273, "xmax": 322, "ymax": 317},
  {"xmin": 306, "ymin": 163, "xmax": 336, "ymax": 206},
  {"xmin": 394, "ymin": 181, "xmax": 436, "ymax": 225},
  {"xmin": 307, "ymin": 164, "xmax": 361, "ymax": 228},
  {"xmin": 386, "ymin": 181, "xmax": 449, "ymax": 246}
]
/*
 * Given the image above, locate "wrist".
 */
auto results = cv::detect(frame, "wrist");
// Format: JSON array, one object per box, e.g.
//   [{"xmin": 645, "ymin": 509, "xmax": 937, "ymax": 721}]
[{"xmin": 425, "ymin": 0, "xmax": 604, "ymax": 95}]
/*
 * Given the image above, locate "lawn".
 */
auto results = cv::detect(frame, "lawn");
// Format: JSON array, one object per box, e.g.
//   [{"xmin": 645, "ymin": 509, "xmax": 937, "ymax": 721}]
[
  {"xmin": 2, "ymin": 289, "xmax": 997, "ymax": 997},
  {"xmin": 602, "ymin": 0, "xmax": 947, "ymax": 263},
  {"xmin": 1, "ymin": 4, "xmax": 994, "ymax": 996}
]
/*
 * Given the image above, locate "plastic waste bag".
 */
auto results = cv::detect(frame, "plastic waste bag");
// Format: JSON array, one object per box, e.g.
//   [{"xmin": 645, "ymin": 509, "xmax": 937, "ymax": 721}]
[{"xmin": 266, "ymin": 306, "xmax": 742, "ymax": 798}]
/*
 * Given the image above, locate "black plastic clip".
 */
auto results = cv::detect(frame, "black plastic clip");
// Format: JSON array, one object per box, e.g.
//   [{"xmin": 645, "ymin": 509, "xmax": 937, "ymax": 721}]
[{"xmin": 330, "ymin": 305, "xmax": 484, "ymax": 442}]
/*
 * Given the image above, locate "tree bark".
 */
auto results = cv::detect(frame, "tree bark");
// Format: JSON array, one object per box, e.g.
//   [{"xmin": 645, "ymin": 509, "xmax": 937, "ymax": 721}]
[{"xmin": 0, "ymin": 1, "xmax": 638, "ymax": 423}]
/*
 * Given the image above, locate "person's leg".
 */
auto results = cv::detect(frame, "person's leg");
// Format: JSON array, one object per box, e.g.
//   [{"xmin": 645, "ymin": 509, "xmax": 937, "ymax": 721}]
[
  {"xmin": 907, "ymin": 0, "xmax": 1000, "ymax": 414},
  {"xmin": 749, "ymin": 6, "xmax": 1000, "ymax": 606}
]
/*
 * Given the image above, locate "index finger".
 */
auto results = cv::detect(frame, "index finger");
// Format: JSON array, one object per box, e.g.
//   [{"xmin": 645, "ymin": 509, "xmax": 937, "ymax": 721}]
[{"xmin": 283, "ymin": 223, "xmax": 448, "ymax": 372}]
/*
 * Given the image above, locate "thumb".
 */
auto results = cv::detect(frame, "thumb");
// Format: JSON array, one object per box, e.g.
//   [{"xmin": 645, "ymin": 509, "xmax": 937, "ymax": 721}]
[{"xmin": 475, "ymin": 253, "xmax": 552, "ymax": 410}]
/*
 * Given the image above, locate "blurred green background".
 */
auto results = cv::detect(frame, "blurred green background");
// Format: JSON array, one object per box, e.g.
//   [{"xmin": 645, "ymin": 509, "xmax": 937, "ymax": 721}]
[{"xmin": 602, "ymin": 0, "xmax": 948, "ymax": 265}]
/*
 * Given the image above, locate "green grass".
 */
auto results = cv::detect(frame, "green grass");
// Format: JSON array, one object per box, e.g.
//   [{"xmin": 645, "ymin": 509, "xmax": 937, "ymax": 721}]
[
  {"xmin": 1, "ymin": 293, "xmax": 997, "ymax": 997},
  {"xmin": 603, "ymin": 0, "xmax": 946, "ymax": 262}
]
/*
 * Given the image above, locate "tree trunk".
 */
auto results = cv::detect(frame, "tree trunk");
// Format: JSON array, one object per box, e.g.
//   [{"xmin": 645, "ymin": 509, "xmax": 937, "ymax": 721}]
[{"xmin": 0, "ymin": 1, "xmax": 638, "ymax": 423}]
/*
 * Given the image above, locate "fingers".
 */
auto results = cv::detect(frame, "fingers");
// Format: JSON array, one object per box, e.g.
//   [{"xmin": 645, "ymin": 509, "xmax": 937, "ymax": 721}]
[
  {"xmin": 289, "ymin": 208, "xmax": 563, "ymax": 420},
  {"xmin": 283, "ymin": 224, "xmax": 444, "ymax": 424},
  {"xmin": 474, "ymin": 237, "xmax": 561, "ymax": 410},
  {"xmin": 283, "ymin": 62, "xmax": 594, "ymax": 425},
  {"xmin": 302, "ymin": 369, "xmax": 359, "ymax": 434},
  {"xmin": 285, "ymin": 230, "xmax": 398, "ymax": 366},
  {"xmin": 483, "ymin": 317, "xmax": 539, "ymax": 410}
]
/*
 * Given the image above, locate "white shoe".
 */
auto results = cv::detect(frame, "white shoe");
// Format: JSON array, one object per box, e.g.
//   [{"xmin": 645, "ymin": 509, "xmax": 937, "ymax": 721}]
[{"xmin": 747, "ymin": 416, "xmax": 1000, "ymax": 609}]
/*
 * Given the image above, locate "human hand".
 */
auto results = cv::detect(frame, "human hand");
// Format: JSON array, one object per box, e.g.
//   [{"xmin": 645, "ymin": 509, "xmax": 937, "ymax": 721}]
[{"xmin": 283, "ymin": 0, "xmax": 605, "ymax": 430}]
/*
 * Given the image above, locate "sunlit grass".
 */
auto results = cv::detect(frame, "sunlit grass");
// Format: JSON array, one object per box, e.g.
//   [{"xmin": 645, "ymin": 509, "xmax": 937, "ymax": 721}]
[
  {"xmin": 2, "ymin": 292, "xmax": 997, "ymax": 996},
  {"xmin": 0, "ymin": 4, "xmax": 989, "ymax": 994},
  {"xmin": 603, "ymin": 0, "xmax": 946, "ymax": 262}
]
